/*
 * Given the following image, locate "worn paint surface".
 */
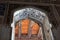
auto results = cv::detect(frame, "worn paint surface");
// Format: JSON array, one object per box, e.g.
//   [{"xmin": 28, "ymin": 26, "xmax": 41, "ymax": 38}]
[{"xmin": 15, "ymin": 19, "xmax": 40, "ymax": 36}]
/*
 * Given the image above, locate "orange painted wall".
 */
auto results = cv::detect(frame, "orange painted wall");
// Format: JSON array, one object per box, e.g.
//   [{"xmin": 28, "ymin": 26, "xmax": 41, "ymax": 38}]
[{"xmin": 15, "ymin": 19, "xmax": 39, "ymax": 36}]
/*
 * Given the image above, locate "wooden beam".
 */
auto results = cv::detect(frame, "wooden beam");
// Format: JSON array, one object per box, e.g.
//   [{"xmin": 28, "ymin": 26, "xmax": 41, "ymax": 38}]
[
  {"xmin": 3, "ymin": 4, "xmax": 9, "ymax": 25},
  {"xmin": 8, "ymin": 1, "xmax": 50, "ymax": 6},
  {"xmin": 0, "ymin": 1, "xmax": 60, "ymax": 6},
  {"xmin": 50, "ymin": 5, "xmax": 60, "ymax": 24},
  {"xmin": 0, "ymin": 16, "xmax": 4, "ymax": 25}
]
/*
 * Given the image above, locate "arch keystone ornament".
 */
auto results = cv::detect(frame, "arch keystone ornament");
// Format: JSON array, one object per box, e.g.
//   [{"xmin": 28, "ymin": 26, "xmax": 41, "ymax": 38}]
[{"xmin": 11, "ymin": 8, "xmax": 54, "ymax": 40}]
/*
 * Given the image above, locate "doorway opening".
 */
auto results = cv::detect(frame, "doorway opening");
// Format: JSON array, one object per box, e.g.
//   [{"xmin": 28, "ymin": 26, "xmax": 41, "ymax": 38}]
[{"xmin": 11, "ymin": 7, "xmax": 54, "ymax": 40}]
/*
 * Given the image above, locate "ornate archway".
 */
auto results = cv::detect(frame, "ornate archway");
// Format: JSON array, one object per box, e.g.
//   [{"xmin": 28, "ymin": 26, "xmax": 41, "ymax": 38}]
[{"xmin": 11, "ymin": 7, "xmax": 54, "ymax": 40}]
